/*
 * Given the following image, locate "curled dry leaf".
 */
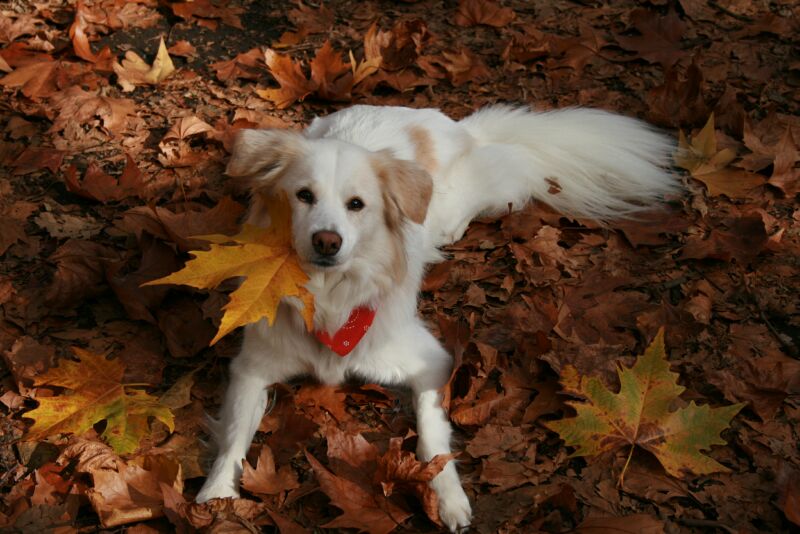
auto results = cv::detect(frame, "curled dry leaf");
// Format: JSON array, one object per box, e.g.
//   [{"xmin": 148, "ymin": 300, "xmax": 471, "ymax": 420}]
[
  {"xmin": 161, "ymin": 116, "xmax": 214, "ymax": 143},
  {"xmin": 113, "ymin": 36, "xmax": 175, "ymax": 92}
]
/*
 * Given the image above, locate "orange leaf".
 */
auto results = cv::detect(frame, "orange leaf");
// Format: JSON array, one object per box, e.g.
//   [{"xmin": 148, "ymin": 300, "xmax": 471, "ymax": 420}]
[
  {"xmin": 310, "ymin": 40, "xmax": 353, "ymax": 101},
  {"xmin": 144, "ymin": 193, "xmax": 314, "ymax": 344},
  {"xmin": 257, "ymin": 49, "xmax": 318, "ymax": 108}
]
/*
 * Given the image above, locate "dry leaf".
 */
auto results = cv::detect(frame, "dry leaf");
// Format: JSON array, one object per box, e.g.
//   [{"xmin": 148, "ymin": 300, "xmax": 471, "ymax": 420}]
[
  {"xmin": 675, "ymin": 114, "xmax": 765, "ymax": 198},
  {"xmin": 113, "ymin": 36, "xmax": 175, "ymax": 91},
  {"xmin": 23, "ymin": 348, "xmax": 174, "ymax": 454},
  {"xmin": 144, "ymin": 193, "xmax": 314, "ymax": 344},
  {"xmin": 546, "ymin": 329, "xmax": 744, "ymax": 481}
]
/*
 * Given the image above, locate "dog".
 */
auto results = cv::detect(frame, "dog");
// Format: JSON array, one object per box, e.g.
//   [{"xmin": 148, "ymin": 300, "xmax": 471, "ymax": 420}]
[{"xmin": 194, "ymin": 105, "xmax": 678, "ymax": 531}]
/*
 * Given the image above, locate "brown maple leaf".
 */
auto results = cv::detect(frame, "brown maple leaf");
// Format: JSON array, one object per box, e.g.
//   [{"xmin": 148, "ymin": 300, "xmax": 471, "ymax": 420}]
[
  {"xmin": 49, "ymin": 86, "xmax": 136, "ymax": 135},
  {"xmin": 170, "ymin": 0, "xmax": 244, "ymax": 30},
  {"xmin": 306, "ymin": 451, "xmax": 412, "ymax": 534},
  {"xmin": 454, "ymin": 0, "xmax": 516, "ymax": 28},
  {"xmin": 257, "ymin": 49, "xmax": 318, "ymax": 109},
  {"xmin": 310, "ymin": 40, "xmax": 353, "ymax": 101},
  {"xmin": 241, "ymin": 445, "xmax": 300, "ymax": 496},
  {"xmin": 211, "ymin": 47, "xmax": 263, "ymax": 82},
  {"xmin": 615, "ymin": 8, "xmax": 688, "ymax": 68},
  {"xmin": 675, "ymin": 114, "xmax": 765, "ymax": 198}
]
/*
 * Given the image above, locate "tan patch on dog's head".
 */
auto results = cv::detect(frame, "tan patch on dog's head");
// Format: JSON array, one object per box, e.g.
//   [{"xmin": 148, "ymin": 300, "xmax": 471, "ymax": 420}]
[
  {"xmin": 226, "ymin": 128, "xmax": 307, "ymax": 193},
  {"xmin": 372, "ymin": 151, "xmax": 433, "ymax": 230},
  {"xmin": 227, "ymin": 128, "xmax": 307, "ymax": 227},
  {"xmin": 407, "ymin": 126, "xmax": 437, "ymax": 174}
]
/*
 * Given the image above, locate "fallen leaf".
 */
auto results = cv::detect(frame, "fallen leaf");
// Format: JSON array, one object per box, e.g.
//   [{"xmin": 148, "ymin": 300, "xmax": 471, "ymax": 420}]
[
  {"xmin": 546, "ymin": 329, "xmax": 744, "ymax": 480},
  {"xmin": 574, "ymin": 514, "xmax": 665, "ymax": 533},
  {"xmin": 680, "ymin": 214, "xmax": 768, "ymax": 264},
  {"xmin": 257, "ymin": 48, "xmax": 318, "ymax": 108},
  {"xmin": 44, "ymin": 239, "xmax": 119, "ymax": 308},
  {"xmin": 169, "ymin": 0, "xmax": 244, "ymax": 30},
  {"xmin": 0, "ymin": 215, "xmax": 26, "ymax": 256},
  {"xmin": 23, "ymin": 347, "xmax": 175, "ymax": 454},
  {"xmin": 113, "ymin": 36, "xmax": 175, "ymax": 92},
  {"xmin": 241, "ymin": 445, "xmax": 300, "ymax": 496},
  {"xmin": 306, "ymin": 450, "xmax": 412, "ymax": 534},
  {"xmin": 144, "ymin": 193, "xmax": 314, "ymax": 344},
  {"xmin": 376, "ymin": 437, "xmax": 453, "ymax": 525},
  {"xmin": 615, "ymin": 8, "xmax": 687, "ymax": 68},
  {"xmin": 49, "ymin": 86, "xmax": 135, "ymax": 135},
  {"xmin": 676, "ymin": 114, "xmax": 765, "ymax": 198},
  {"xmin": 86, "ymin": 455, "xmax": 183, "ymax": 528},
  {"xmin": 167, "ymin": 40, "xmax": 196, "ymax": 57},
  {"xmin": 454, "ymin": 0, "xmax": 516, "ymax": 28},
  {"xmin": 310, "ymin": 40, "xmax": 353, "ymax": 101},
  {"xmin": 211, "ymin": 47, "xmax": 263, "ymax": 82}
]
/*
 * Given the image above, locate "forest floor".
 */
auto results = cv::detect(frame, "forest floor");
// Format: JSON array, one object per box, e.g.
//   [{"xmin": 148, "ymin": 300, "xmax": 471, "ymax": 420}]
[{"xmin": 0, "ymin": 0, "xmax": 798, "ymax": 532}]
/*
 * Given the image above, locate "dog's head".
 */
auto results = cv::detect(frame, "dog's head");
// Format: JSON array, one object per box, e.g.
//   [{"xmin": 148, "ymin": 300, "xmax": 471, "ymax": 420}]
[{"xmin": 226, "ymin": 128, "xmax": 433, "ymax": 276}]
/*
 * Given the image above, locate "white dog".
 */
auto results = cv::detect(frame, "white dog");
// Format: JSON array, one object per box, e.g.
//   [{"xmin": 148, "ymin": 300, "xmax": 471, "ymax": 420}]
[{"xmin": 194, "ymin": 105, "xmax": 678, "ymax": 530}]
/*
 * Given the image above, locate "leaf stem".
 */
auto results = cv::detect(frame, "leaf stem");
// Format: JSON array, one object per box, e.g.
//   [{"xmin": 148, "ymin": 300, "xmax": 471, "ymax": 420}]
[{"xmin": 617, "ymin": 445, "xmax": 635, "ymax": 489}]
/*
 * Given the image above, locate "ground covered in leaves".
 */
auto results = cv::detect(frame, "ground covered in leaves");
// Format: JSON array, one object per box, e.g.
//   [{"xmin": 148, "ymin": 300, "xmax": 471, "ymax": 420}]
[{"xmin": 1, "ymin": 0, "xmax": 799, "ymax": 532}]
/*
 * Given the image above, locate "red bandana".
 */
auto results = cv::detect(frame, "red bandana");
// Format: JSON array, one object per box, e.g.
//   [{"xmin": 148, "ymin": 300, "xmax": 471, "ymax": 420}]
[{"xmin": 314, "ymin": 307, "xmax": 376, "ymax": 356}]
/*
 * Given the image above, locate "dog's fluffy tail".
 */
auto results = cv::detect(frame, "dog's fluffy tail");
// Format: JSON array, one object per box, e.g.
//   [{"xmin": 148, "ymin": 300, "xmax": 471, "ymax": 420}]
[{"xmin": 427, "ymin": 106, "xmax": 679, "ymax": 247}]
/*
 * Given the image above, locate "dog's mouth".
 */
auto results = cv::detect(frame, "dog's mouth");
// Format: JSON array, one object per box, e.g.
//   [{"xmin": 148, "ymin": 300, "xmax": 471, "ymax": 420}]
[{"xmin": 310, "ymin": 256, "xmax": 339, "ymax": 268}]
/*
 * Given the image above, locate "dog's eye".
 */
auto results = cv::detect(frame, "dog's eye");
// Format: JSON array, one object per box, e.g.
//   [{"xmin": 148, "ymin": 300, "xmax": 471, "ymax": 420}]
[
  {"xmin": 296, "ymin": 188, "xmax": 315, "ymax": 204},
  {"xmin": 346, "ymin": 197, "xmax": 365, "ymax": 211}
]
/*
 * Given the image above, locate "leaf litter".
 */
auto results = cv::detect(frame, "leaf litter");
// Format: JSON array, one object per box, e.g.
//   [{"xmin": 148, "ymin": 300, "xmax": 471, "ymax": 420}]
[{"xmin": 0, "ymin": 0, "xmax": 798, "ymax": 533}]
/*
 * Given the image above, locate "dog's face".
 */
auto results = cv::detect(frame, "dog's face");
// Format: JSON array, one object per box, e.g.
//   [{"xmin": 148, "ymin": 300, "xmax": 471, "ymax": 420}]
[{"xmin": 226, "ymin": 129, "xmax": 433, "ymax": 274}]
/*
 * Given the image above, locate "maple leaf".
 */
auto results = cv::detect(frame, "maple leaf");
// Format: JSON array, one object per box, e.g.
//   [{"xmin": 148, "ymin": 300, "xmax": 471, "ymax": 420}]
[
  {"xmin": 546, "ymin": 329, "xmax": 744, "ymax": 481},
  {"xmin": 310, "ymin": 40, "xmax": 353, "ymax": 101},
  {"xmin": 306, "ymin": 450, "xmax": 412, "ymax": 534},
  {"xmin": 615, "ymin": 8, "xmax": 687, "ymax": 68},
  {"xmin": 23, "ymin": 348, "xmax": 175, "ymax": 454},
  {"xmin": 144, "ymin": 193, "xmax": 314, "ymax": 344},
  {"xmin": 675, "ymin": 114, "xmax": 765, "ymax": 198},
  {"xmin": 113, "ymin": 36, "xmax": 175, "ymax": 92},
  {"xmin": 257, "ymin": 48, "xmax": 318, "ymax": 109},
  {"xmin": 454, "ymin": 0, "xmax": 516, "ymax": 28},
  {"xmin": 49, "ymin": 86, "xmax": 136, "ymax": 135}
]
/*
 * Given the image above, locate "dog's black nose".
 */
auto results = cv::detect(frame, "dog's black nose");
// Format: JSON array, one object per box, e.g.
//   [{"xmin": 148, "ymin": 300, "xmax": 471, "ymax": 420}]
[{"xmin": 312, "ymin": 231, "xmax": 342, "ymax": 256}]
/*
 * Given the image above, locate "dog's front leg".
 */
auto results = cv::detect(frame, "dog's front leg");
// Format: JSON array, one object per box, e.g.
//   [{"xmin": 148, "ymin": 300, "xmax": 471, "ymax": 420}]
[
  {"xmin": 195, "ymin": 363, "xmax": 269, "ymax": 502},
  {"xmin": 196, "ymin": 334, "xmax": 302, "ymax": 503},
  {"xmin": 411, "ymin": 346, "xmax": 472, "ymax": 532}
]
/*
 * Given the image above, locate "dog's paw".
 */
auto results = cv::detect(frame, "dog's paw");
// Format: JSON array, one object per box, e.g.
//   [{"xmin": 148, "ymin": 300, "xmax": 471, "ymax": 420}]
[
  {"xmin": 438, "ymin": 485, "xmax": 471, "ymax": 532},
  {"xmin": 195, "ymin": 480, "xmax": 240, "ymax": 503}
]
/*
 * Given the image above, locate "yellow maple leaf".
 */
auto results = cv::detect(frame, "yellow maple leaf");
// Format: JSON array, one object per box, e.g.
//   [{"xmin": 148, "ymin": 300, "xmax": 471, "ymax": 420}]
[
  {"xmin": 23, "ymin": 348, "xmax": 174, "ymax": 454},
  {"xmin": 145, "ymin": 193, "xmax": 314, "ymax": 344},
  {"xmin": 113, "ymin": 36, "xmax": 175, "ymax": 92},
  {"xmin": 675, "ymin": 113, "xmax": 764, "ymax": 198}
]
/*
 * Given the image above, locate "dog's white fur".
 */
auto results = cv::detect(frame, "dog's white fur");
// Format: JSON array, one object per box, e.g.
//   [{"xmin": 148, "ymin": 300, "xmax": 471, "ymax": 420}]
[{"xmin": 194, "ymin": 105, "xmax": 678, "ymax": 530}]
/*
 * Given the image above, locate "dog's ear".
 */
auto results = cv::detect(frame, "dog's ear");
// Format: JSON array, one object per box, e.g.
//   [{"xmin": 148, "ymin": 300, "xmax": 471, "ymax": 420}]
[
  {"xmin": 373, "ymin": 151, "xmax": 433, "ymax": 227},
  {"xmin": 226, "ymin": 129, "xmax": 307, "ymax": 188}
]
